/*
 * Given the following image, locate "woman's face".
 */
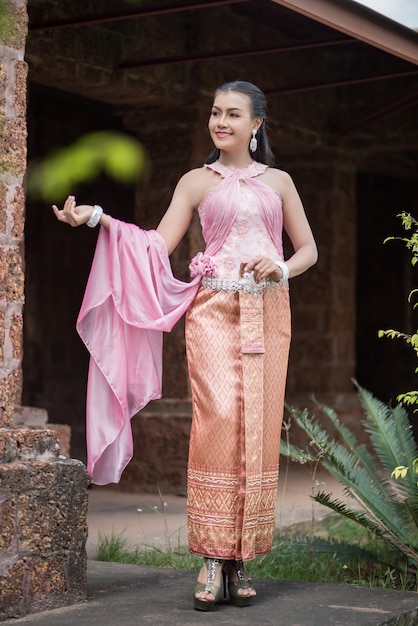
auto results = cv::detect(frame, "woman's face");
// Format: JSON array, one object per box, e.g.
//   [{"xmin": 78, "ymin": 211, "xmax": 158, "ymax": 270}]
[{"xmin": 208, "ymin": 90, "xmax": 261, "ymax": 154}]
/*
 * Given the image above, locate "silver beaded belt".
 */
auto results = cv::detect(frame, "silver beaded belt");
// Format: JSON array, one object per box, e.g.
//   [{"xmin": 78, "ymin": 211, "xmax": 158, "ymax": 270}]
[{"xmin": 201, "ymin": 274, "xmax": 278, "ymax": 294}]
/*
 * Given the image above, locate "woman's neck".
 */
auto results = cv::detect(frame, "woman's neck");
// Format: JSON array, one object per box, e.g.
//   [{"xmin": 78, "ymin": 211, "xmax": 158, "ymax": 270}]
[{"xmin": 217, "ymin": 152, "xmax": 254, "ymax": 169}]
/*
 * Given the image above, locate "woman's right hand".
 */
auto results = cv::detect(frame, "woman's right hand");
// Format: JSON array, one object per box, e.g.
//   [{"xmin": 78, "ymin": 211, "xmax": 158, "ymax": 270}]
[{"xmin": 52, "ymin": 195, "xmax": 94, "ymax": 227}]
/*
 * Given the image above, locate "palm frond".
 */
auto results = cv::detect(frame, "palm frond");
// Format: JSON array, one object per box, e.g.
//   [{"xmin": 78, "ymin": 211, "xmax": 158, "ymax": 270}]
[
  {"xmin": 280, "ymin": 440, "xmax": 316, "ymax": 463},
  {"xmin": 313, "ymin": 401, "xmax": 359, "ymax": 449},
  {"xmin": 284, "ymin": 389, "xmax": 418, "ymax": 566},
  {"xmin": 320, "ymin": 458, "xmax": 414, "ymax": 543},
  {"xmin": 356, "ymin": 383, "xmax": 418, "ymax": 473},
  {"xmin": 314, "ymin": 491, "xmax": 388, "ymax": 536},
  {"xmin": 314, "ymin": 399, "xmax": 382, "ymax": 482},
  {"xmin": 286, "ymin": 409, "xmax": 414, "ymax": 538},
  {"xmin": 314, "ymin": 491, "xmax": 418, "ymax": 566},
  {"xmin": 354, "ymin": 384, "xmax": 418, "ymax": 522}
]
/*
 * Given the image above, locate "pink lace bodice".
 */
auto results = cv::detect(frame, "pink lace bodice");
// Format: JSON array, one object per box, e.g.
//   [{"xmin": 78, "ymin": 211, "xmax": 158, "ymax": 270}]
[{"xmin": 198, "ymin": 161, "xmax": 283, "ymax": 278}]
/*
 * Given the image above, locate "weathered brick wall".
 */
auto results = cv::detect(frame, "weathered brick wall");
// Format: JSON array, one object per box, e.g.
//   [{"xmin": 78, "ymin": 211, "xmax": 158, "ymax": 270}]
[
  {"xmin": 0, "ymin": 429, "xmax": 89, "ymax": 620},
  {"xmin": 0, "ymin": 0, "xmax": 27, "ymax": 426},
  {"xmin": 0, "ymin": 2, "xmax": 90, "ymax": 618}
]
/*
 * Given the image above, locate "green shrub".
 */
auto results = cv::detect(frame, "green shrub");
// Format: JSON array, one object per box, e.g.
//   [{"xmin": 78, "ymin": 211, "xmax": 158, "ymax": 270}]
[{"xmin": 282, "ymin": 383, "xmax": 418, "ymax": 573}]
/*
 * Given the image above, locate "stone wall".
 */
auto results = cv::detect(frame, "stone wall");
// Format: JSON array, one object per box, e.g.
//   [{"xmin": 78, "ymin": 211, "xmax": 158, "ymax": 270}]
[
  {"xmin": 0, "ymin": 429, "xmax": 89, "ymax": 620},
  {"xmin": 0, "ymin": 1, "xmax": 90, "ymax": 618},
  {"xmin": 0, "ymin": 0, "xmax": 27, "ymax": 427}
]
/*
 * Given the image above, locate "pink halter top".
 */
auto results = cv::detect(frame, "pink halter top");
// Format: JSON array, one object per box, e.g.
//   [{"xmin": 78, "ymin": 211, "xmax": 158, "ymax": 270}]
[
  {"xmin": 196, "ymin": 161, "xmax": 284, "ymax": 276},
  {"xmin": 199, "ymin": 161, "xmax": 283, "ymax": 277}
]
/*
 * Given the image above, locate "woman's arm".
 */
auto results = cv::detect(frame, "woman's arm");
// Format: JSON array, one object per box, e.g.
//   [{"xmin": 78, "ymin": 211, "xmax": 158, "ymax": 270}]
[
  {"xmin": 155, "ymin": 169, "xmax": 206, "ymax": 254},
  {"xmin": 52, "ymin": 168, "xmax": 208, "ymax": 254},
  {"xmin": 280, "ymin": 171, "xmax": 318, "ymax": 278}
]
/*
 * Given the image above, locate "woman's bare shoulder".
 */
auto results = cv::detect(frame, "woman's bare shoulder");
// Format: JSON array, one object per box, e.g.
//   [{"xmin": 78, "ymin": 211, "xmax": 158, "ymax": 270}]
[
  {"xmin": 176, "ymin": 166, "xmax": 219, "ymax": 206},
  {"xmin": 264, "ymin": 167, "xmax": 293, "ymax": 185},
  {"xmin": 179, "ymin": 165, "xmax": 214, "ymax": 183},
  {"xmin": 260, "ymin": 167, "xmax": 296, "ymax": 197}
]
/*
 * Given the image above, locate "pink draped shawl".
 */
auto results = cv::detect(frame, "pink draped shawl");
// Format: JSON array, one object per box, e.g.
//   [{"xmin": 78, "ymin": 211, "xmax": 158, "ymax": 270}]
[{"xmin": 77, "ymin": 163, "xmax": 283, "ymax": 484}]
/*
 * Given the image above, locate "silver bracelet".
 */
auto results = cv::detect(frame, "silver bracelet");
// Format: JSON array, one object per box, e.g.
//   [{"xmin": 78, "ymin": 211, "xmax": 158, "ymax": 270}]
[
  {"xmin": 275, "ymin": 260, "xmax": 289, "ymax": 282},
  {"xmin": 86, "ymin": 204, "xmax": 103, "ymax": 228}
]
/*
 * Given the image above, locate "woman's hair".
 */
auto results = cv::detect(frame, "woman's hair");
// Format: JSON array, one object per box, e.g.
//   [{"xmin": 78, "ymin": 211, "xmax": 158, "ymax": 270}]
[{"xmin": 205, "ymin": 80, "xmax": 276, "ymax": 167}]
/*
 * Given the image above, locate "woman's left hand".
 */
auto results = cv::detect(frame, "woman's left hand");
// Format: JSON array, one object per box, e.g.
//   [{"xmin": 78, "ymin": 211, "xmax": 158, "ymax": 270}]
[
  {"xmin": 244, "ymin": 256, "xmax": 282, "ymax": 283},
  {"xmin": 52, "ymin": 196, "xmax": 94, "ymax": 227}
]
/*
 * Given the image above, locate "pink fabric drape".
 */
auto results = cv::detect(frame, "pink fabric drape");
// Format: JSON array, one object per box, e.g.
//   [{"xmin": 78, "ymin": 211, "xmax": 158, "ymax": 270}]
[{"xmin": 77, "ymin": 220, "xmax": 200, "ymax": 484}]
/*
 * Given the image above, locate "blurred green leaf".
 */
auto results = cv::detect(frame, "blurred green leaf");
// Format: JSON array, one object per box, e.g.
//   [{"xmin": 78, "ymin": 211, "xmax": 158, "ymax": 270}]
[{"xmin": 27, "ymin": 131, "xmax": 147, "ymax": 202}]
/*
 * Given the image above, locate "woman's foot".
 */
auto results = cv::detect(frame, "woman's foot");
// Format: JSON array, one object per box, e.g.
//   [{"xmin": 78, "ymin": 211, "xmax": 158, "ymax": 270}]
[
  {"xmin": 194, "ymin": 558, "xmax": 226, "ymax": 611},
  {"xmin": 224, "ymin": 560, "xmax": 256, "ymax": 606}
]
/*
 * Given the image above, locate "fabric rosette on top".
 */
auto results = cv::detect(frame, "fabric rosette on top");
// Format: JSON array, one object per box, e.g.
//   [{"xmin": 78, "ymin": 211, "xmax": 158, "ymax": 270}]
[{"xmin": 189, "ymin": 252, "xmax": 218, "ymax": 278}]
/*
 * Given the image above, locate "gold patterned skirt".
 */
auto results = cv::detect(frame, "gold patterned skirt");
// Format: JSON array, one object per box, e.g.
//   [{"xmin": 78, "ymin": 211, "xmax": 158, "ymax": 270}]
[{"xmin": 185, "ymin": 282, "xmax": 291, "ymax": 561}]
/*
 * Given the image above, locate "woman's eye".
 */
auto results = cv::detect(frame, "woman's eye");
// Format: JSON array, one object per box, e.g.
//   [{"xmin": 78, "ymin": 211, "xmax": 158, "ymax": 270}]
[{"xmin": 211, "ymin": 111, "xmax": 219, "ymax": 116}]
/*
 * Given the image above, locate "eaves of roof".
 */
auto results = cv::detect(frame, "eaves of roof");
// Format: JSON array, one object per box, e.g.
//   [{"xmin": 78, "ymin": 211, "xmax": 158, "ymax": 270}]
[{"xmin": 271, "ymin": 0, "xmax": 418, "ymax": 65}]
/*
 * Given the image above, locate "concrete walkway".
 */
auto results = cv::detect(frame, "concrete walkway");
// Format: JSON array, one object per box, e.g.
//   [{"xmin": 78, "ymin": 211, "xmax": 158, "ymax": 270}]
[{"xmin": 5, "ymin": 466, "xmax": 418, "ymax": 625}]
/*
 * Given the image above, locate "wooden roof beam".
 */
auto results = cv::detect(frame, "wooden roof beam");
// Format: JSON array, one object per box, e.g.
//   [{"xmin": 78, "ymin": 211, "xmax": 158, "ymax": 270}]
[
  {"xmin": 118, "ymin": 37, "xmax": 354, "ymax": 70},
  {"xmin": 29, "ymin": 0, "xmax": 250, "ymax": 32},
  {"xmin": 337, "ymin": 88, "xmax": 418, "ymax": 135},
  {"xmin": 265, "ymin": 69, "xmax": 418, "ymax": 96},
  {"xmin": 270, "ymin": 0, "xmax": 418, "ymax": 65}
]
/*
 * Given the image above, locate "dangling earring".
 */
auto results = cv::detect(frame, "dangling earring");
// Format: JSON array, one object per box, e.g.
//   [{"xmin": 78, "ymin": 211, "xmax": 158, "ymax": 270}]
[{"xmin": 249, "ymin": 129, "xmax": 258, "ymax": 153}]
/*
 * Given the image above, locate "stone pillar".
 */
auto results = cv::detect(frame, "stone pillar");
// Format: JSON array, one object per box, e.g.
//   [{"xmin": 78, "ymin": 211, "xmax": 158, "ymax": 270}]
[
  {"xmin": 0, "ymin": 2, "xmax": 90, "ymax": 619},
  {"xmin": 0, "ymin": 0, "xmax": 27, "ymax": 423},
  {"xmin": 0, "ymin": 432, "xmax": 90, "ymax": 619}
]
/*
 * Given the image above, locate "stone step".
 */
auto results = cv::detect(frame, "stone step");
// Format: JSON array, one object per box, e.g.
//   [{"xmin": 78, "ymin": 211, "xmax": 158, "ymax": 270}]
[
  {"xmin": 12, "ymin": 406, "xmax": 48, "ymax": 427},
  {"xmin": 0, "ymin": 428, "xmax": 60, "ymax": 463}
]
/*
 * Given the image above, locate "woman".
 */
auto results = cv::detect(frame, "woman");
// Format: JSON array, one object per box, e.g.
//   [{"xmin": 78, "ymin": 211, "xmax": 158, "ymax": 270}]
[{"xmin": 53, "ymin": 80, "xmax": 317, "ymax": 611}]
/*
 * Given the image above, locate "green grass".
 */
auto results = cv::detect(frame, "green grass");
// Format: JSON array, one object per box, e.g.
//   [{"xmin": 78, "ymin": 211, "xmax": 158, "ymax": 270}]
[
  {"xmin": 95, "ymin": 514, "xmax": 417, "ymax": 591},
  {"xmin": 96, "ymin": 529, "xmax": 202, "ymax": 570}
]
